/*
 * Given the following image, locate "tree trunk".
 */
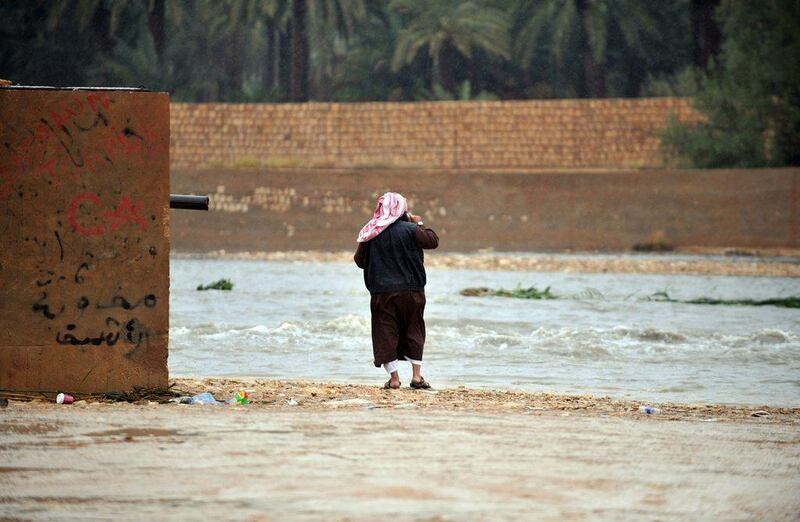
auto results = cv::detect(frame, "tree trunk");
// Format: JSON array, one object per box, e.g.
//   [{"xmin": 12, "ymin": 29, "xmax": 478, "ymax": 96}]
[
  {"xmin": 431, "ymin": 50, "xmax": 441, "ymax": 90},
  {"xmin": 437, "ymin": 44, "xmax": 456, "ymax": 95},
  {"xmin": 621, "ymin": 48, "xmax": 644, "ymax": 97},
  {"xmin": 89, "ymin": 3, "xmax": 113, "ymax": 54},
  {"xmin": 576, "ymin": 0, "xmax": 605, "ymax": 98},
  {"xmin": 263, "ymin": 17, "xmax": 276, "ymax": 91},
  {"xmin": 691, "ymin": 0, "xmax": 721, "ymax": 67},
  {"xmin": 195, "ymin": 33, "xmax": 211, "ymax": 102},
  {"xmin": 290, "ymin": 0, "xmax": 309, "ymax": 102},
  {"xmin": 228, "ymin": 27, "xmax": 243, "ymax": 98},
  {"xmin": 278, "ymin": 24, "xmax": 292, "ymax": 97},
  {"xmin": 147, "ymin": 0, "xmax": 166, "ymax": 61}
]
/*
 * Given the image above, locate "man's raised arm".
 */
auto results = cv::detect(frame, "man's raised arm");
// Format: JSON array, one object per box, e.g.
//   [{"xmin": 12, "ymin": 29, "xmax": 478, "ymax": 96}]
[{"xmin": 414, "ymin": 226, "xmax": 439, "ymax": 249}]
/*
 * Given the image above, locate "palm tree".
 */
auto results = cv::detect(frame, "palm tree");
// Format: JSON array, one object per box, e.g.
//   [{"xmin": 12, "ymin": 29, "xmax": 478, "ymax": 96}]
[
  {"xmin": 172, "ymin": 1, "xmax": 240, "ymax": 101},
  {"xmin": 306, "ymin": 0, "xmax": 375, "ymax": 100},
  {"xmin": 690, "ymin": 0, "xmax": 720, "ymax": 67},
  {"xmin": 45, "ymin": 0, "xmax": 128, "ymax": 54},
  {"xmin": 287, "ymin": 0, "xmax": 371, "ymax": 101},
  {"xmin": 256, "ymin": 0, "xmax": 287, "ymax": 92},
  {"xmin": 390, "ymin": 0, "xmax": 510, "ymax": 94},
  {"xmin": 220, "ymin": 0, "xmax": 261, "ymax": 97},
  {"xmin": 290, "ymin": 0, "xmax": 309, "ymax": 101},
  {"xmin": 146, "ymin": 0, "xmax": 166, "ymax": 61},
  {"xmin": 513, "ymin": 0, "xmax": 660, "ymax": 98}
]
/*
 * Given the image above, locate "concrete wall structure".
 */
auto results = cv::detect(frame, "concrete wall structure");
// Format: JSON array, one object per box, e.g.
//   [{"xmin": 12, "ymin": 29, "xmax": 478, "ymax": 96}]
[
  {"xmin": 171, "ymin": 167, "xmax": 800, "ymax": 253},
  {"xmin": 0, "ymin": 87, "xmax": 170, "ymax": 393},
  {"xmin": 170, "ymin": 98, "xmax": 697, "ymax": 171}
]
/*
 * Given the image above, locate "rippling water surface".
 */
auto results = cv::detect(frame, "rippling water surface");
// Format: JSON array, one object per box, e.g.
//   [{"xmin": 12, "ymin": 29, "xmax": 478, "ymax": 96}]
[{"xmin": 169, "ymin": 257, "xmax": 800, "ymax": 406}]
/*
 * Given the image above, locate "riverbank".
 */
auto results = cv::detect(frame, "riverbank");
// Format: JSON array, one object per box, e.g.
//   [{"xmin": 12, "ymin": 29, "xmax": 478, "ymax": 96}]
[
  {"xmin": 171, "ymin": 378, "xmax": 800, "ymax": 421},
  {"xmin": 172, "ymin": 250, "xmax": 800, "ymax": 277},
  {"xmin": 2, "ymin": 379, "xmax": 799, "ymax": 520},
  {"xmin": 4, "ymin": 378, "xmax": 799, "ymax": 421}
]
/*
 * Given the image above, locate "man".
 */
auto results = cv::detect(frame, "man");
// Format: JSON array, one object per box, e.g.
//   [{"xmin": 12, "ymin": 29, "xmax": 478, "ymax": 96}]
[{"xmin": 354, "ymin": 192, "xmax": 439, "ymax": 390}]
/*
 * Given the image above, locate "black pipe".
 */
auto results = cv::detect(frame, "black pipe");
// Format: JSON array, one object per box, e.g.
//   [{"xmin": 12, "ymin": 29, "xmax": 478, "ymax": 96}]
[{"xmin": 170, "ymin": 194, "xmax": 209, "ymax": 210}]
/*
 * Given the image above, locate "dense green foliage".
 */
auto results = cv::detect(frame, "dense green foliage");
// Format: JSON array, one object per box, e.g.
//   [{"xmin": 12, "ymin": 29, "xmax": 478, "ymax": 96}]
[
  {"xmin": 660, "ymin": 0, "xmax": 800, "ymax": 167},
  {"xmin": 461, "ymin": 286, "xmax": 800, "ymax": 308},
  {"xmin": 1, "ymin": 0, "xmax": 711, "ymax": 102}
]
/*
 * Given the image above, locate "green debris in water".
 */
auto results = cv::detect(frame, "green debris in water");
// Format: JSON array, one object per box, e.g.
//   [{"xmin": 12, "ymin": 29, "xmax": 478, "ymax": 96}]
[
  {"xmin": 197, "ymin": 278, "xmax": 234, "ymax": 291},
  {"xmin": 648, "ymin": 291, "xmax": 800, "ymax": 309},
  {"xmin": 632, "ymin": 241, "xmax": 674, "ymax": 252},
  {"xmin": 460, "ymin": 285, "xmax": 556, "ymax": 300},
  {"xmin": 460, "ymin": 286, "xmax": 799, "ymax": 309}
]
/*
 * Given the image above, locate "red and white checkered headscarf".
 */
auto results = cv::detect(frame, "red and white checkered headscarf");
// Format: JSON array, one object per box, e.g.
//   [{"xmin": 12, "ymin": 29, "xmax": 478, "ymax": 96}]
[{"xmin": 356, "ymin": 192, "xmax": 408, "ymax": 243}]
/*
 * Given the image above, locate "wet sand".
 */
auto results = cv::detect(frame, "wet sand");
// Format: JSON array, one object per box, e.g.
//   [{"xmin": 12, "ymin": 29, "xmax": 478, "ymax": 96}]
[
  {"xmin": 173, "ymin": 250, "xmax": 800, "ymax": 277},
  {"xmin": 2, "ymin": 379, "xmax": 799, "ymax": 520}
]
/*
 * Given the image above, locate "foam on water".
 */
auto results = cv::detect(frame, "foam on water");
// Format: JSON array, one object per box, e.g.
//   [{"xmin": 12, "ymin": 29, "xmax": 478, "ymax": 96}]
[{"xmin": 170, "ymin": 320, "xmax": 799, "ymax": 363}]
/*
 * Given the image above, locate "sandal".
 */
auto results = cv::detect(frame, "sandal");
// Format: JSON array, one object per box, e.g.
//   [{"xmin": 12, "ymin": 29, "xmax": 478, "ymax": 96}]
[
  {"xmin": 410, "ymin": 377, "xmax": 431, "ymax": 390},
  {"xmin": 383, "ymin": 379, "xmax": 401, "ymax": 390}
]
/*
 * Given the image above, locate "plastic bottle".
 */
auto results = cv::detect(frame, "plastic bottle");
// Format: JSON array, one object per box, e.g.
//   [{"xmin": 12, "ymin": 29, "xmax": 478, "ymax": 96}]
[
  {"xmin": 233, "ymin": 390, "xmax": 249, "ymax": 405},
  {"xmin": 188, "ymin": 392, "xmax": 219, "ymax": 405},
  {"xmin": 639, "ymin": 405, "xmax": 661, "ymax": 414}
]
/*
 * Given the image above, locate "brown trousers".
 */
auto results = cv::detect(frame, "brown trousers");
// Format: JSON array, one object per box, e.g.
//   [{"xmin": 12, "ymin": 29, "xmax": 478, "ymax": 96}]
[{"xmin": 370, "ymin": 291, "xmax": 426, "ymax": 367}]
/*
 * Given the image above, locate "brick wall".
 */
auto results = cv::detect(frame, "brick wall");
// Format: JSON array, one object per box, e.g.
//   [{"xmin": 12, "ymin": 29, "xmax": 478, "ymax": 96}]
[{"xmin": 170, "ymin": 98, "xmax": 697, "ymax": 170}]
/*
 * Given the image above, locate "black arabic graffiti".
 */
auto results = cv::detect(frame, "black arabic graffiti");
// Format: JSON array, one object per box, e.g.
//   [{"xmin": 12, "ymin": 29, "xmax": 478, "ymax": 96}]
[
  {"xmin": 74, "ymin": 262, "xmax": 89, "ymax": 283},
  {"xmin": 123, "ymin": 318, "xmax": 151, "ymax": 350},
  {"xmin": 56, "ymin": 320, "xmax": 120, "ymax": 346},
  {"xmin": 54, "ymin": 230, "xmax": 64, "ymax": 261},
  {"xmin": 32, "ymin": 291, "xmax": 63, "ymax": 320},
  {"xmin": 95, "ymin": 294, "xmax": 157, "ymax": 310},
  {"xmin": 54, "ymin": 316, "xmax": 152, "ymax": 347}
]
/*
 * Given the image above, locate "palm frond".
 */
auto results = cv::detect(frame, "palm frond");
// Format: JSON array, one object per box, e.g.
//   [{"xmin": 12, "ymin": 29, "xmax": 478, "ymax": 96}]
[
  {"xmin": 515, "ymin": 0, "xmax": 554, "ymax": 67},
  {"xmin": 552, "ymin": 0, "xmax": 577, "ymax": 67},
  {"xmin": 614, "ymin": 0, "xmax": 659, "ymax": 56},
  {"xmin": 586, "ymin": 1, "xmax": 608, "ymax": 63},
  {"xmin": 391, "ymin": 25, "xmax": 429, "ymax": 70}
]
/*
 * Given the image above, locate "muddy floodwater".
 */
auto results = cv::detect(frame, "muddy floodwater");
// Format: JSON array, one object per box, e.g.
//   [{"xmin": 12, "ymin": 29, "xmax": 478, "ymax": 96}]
[{"xmin": 169, "ymin": 256, "xmax": 800, "ymax": 406}]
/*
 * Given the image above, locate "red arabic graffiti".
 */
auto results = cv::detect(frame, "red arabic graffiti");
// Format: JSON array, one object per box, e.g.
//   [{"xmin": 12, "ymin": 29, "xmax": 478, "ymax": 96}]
[
  {"xmin": 67, "ymin": 192, "xmax": 149, "ymax": 237},
  {"xmin": 0, "ymin": 90, "xmax": 166, "ymax": 201},
  {"xmin": 0, "ymin": 120, "xmax": 78, "ymax": 198},
  {"xmin": 46, "ymin": 92, "xmax": 111, "ymax": 129}
]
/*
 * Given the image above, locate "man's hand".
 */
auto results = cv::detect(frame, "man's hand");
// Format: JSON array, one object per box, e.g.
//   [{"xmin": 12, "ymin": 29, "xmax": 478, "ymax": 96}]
[{"xmin": 409, "ymin": 213, "xmax": 423, "ymax": 224}]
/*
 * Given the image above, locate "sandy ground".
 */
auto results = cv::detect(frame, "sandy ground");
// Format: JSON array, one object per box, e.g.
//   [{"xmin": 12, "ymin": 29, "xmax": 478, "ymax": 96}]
[
  {"xmin": 2, "ymin": 379, "xmax": 799, "ymax": 521},
  {"xmin": 173, "ymin": 250, "xmax": 800, "ymax": 277}
]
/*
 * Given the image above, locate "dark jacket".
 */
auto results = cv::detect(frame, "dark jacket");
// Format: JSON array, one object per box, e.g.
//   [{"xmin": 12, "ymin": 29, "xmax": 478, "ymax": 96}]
[{"xmin": 354, "ymin": 221, "xmax": 439, "ymax": 294}]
